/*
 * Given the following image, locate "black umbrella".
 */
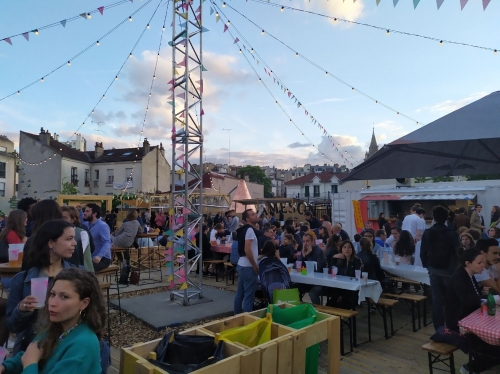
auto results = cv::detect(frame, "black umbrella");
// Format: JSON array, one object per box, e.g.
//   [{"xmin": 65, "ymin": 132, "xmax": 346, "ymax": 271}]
[{"xmin": 343, "ymin": 91, "xmax": 500, "ymax": 181}]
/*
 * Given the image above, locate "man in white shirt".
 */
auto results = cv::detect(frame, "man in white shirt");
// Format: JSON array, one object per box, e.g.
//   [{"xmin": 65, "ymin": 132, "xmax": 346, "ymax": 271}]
[
  {"xmin": 234, "ymin": 209, "xmax": 260, "ymax": 314},
  {"xmin": 474, "ymin": 238, "xmax": 500, "ymax": 294},
  {"xmin": 402, "ymin": 206, "xmax": 426, "ymax": 242}
]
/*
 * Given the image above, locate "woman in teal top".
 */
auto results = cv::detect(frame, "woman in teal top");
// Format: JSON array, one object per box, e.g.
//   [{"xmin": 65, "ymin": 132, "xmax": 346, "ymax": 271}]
[{"xmin": 1, "ymin": 268, "xmax": 106, "ymax": 374}]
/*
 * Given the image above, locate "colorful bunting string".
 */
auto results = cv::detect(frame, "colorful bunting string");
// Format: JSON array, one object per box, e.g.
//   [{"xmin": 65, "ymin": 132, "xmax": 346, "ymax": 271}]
[
  {"xmin": 212, "ymin": 6, "xmax": 357, "ymax": 167},
  {"xmin": 0, "ymin": 0, "xmax": 157, "ymax": 102},
  {"xmin": 248, "ymin": 0, "xmax": 498, "ymax": 52},
  {"xmin": 1, "ymin": 0, "xmax": 137, "ymax": 46},
  {"xmin": 221, "ymin": 1, "xmax": 425, "ymax": 126}
]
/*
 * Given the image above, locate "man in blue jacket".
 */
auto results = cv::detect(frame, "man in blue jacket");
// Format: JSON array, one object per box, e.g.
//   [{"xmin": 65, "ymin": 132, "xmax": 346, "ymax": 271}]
[{"xmin": 82, "ymin": 203, "xmax": 112, "ymax": 272}]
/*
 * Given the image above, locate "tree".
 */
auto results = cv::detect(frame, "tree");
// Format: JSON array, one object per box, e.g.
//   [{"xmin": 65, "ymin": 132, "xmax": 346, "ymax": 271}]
[
  {"xmin": 431, "ymin": 176, "xmax": 454, "ymax": 183},
  {"xmin": 60, "ymin": 177, "xmax": 79, "ymax": 195},
  {"xmin": 415, "ymin": 177, "xmax": 429, "ymax": 183},
  {"xmin": 466, "ymin": 174, "xmax": 500, "ymax": 181},
  {"xmin": 237, "ymin": 166, "xmax": 273, "ymax": 198}
]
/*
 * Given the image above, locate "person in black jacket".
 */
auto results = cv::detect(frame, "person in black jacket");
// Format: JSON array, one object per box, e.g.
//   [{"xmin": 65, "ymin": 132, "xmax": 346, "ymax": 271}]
[
  {"xmin": 357, "ymin": 238, "xmax": 385, "ymax": 283},
  {"xmin": 326, "ymin": 240, "xmax": 362, "ymax": 309},
  {"xmin": 278, "ymin": 234, "xmax": 297, "ymax": 264},
  {"xmin": 420, "ymin": 206, "xmax": 461, "ymax": 330},
  {"xmin": 445, "ymin": 249, "xmax": 500, "ymax": 373},
  {"xmin": 304, "ymin": 211, "xmax": 321, "ymax": 230},
  {"xmin": 295, "ymin": 232, "xmax": 325, "ymax": 305}
]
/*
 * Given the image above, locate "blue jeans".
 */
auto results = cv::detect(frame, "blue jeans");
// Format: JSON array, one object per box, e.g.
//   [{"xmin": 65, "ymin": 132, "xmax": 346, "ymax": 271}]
[
  {"xmin": 429, "ymin": 273, "xmax": 450, "ymax": 330},
  {"xmin": 234, "ymin": 265, "xmax": 257, "ymax": 314}
]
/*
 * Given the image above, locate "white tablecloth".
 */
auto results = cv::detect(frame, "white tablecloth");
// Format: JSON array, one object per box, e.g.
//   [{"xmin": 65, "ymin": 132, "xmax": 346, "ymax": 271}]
[
  {"xmin": 381, "ymin": 263, "xmax": 430, "ymax": 285},
  {"xmin": 290, "ymin": 272, "xmax": 383, "ymax": 304}
]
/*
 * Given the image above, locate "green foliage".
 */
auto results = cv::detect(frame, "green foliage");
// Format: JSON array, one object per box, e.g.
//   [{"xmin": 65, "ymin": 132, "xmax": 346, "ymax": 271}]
[
  {"xmin": 414, "ymin": 177, "xmax": 429, "ymax": 183},
  {"xmin": 431, "ymin": 176, "xmax": 454, "ymax": 183},
  {"xmin": 237, "ymin": 166, "xmax": 274, "ymax": 198},
  {"xmin": 466, "ymin": 174, "xmax": 500, "ymax": 181},
  {"xmin": 61, "ymin": 177, "xmax": 79, "ymax": 195}
]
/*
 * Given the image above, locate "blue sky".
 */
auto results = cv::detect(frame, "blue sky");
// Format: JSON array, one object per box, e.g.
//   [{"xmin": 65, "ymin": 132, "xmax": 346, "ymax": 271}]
[{"xmin": 1, "ymin": 0, "xmax": 499, "ymax": 169}]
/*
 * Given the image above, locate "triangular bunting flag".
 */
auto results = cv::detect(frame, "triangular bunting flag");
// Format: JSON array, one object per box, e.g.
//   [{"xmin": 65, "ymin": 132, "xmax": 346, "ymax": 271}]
[
  {"xmin": 174, "ymin": 68, "xmax": 179, "ymax": 75},
  {"xmin": 3, "ymin": 38, "xmax": 12, "ymax": 45},
  {"xmin": 201, "ymin": 27, "xmax": 210, "ymax": 33},
  {"xmin": 130, "ymin": 0, "xmax": 133, "ymax": 2},
  {"xmin": 176, "ymin": 92, "xmax": 186, "ymax": 99},
  {"xmin": 22, "ymin": 33, "xmax": 29, "ymax": 41},
  {"xmin": 413, "ymin": 0, "xmax": 420, "ymax": 8},
  {"xmin": 393, "ymin": 0, "xmax": 399, "ymax": 6},
  {"xmin": 177, "ymin": 145, "xmax": 184, "ymax": 152},
  {"xmin": 376, "ymin": 0, "xmax": 381, "ymax": 5},
  {"xmin": 215, "ymin": 14, "xmax": 220, "ymax": 23},
  {"xmin": 482, "ymin": 0, "xmax": 491, "ymax": 9},
  {"xmin": 80, "ymin": 13, "xmax": 88, "ymax": 19},
  {"xmin": 223, "ymin": 24, "xmax": 228, "ymax": 32},
  {"xmin": 195, "ymin": 5, "xmax": 201, "ymax": 12},
  {"xmin": 168, "ymin": 78, "xmax": 175, "ymax": 84},
  {"xmin": 167, "ymin": 101, "xmax": 175, "ymax": 106},
  {"xmin": 182, "ymin": 4, "xmax": 189, "ymax": 10},
  {"xmin": 179, "ymin": 12, "xmax": 188, "ymax": 20},
  {"xmin": 98, "ymin": 6, "xmax": 104, "ymax": 15},
  {"xmin": 167, "ymin": 274, "xmax": 174, "ymax": 281},
  {"xmin": 169, "ymin": 280, "xmax": 175, "ymax": 289},
  {"xmin": 200, "ymin": 109, "xmax": 205, "ymax": 116},
  {"xmin": 201, "ymin": 65, "xmax": 207, "ymax": 71},
  {"xmin": 460, "ymin": 0, "xmax": 468, "ymax": 9},
  {"xmin": 177, "ymin": 58, "xmax": 186, "ymax": 67},
  {"xmin": 179, "ymin": 112, "xmax": 185, "ymax": 118},
  {"xmin": 180, "ymin": 282, "xmax": 188, "ymax": 290},
  {"xmin": 436, "ymin": 0, "xmax": 445, "ymax": 8},
  {"xmin": 60, "ymin": 20, "xmax": 67, "ymax": 27},
  {"xmin": 210, "ymin": 7, "xmax": 214, "ymax": 14},
  {"xmin": 233, "ymin": 37, "xmax": 239, "ymax": 44}
]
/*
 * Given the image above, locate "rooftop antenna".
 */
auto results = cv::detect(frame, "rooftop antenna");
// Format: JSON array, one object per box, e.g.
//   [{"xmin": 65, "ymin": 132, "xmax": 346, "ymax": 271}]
[{"xmin": 91, "ymin": 121, "xmax": 105, "ymax": 142}]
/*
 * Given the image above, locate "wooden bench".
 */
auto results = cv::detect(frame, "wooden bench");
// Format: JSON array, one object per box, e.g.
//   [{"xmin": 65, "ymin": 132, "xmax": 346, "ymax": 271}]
[
  {"xmin": 97, "ymin": 265, "xmax": 122, "ymax": 324},
  {"xmin": 422, "ymin": 341, "xmax": 458, "ymax": 374},
  {"xmin": 382, "ymin": 292, "xmax": 427, "ymax": 332},
  {"xmin": 202, "ymin": 260, "xmax": 226, "ymax": 282},
  {"xmin": 311, "ymin": 303, "xmax": 358, "ymax": 356},
  {"xmin": 366, "ymin": 298, "xmax": 399, "ymax": 340},
  {"xmin": 223, "ymin": 262, "xmax": 235, "ymax": 286}
]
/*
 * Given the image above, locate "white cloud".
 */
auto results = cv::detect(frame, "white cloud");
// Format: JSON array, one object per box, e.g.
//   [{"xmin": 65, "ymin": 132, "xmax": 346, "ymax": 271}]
[
  {"xmin": 298, "ymin": 0, "xmax": 365, "ymax": 25},
  {"xmin": 420, "ymin": 92, "xmax": 488, "ymax": 114}
]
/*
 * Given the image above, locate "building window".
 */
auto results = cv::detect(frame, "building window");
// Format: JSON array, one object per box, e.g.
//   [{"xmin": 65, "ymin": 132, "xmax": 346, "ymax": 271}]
[
  {"xmin": 313, "ymin": 185, "xmax": 320, "ymax": 197},
  {"xmin": 126, "ymin": 168, "xmax": 133, "ymax": 181},
  {"xmin": 0, "ymin": 146, "xmax": 6, "ymax": 152},
  {"xmin": 85, "ymin": 169, "xmax": 90, "ymax": 187},
  {"xmin": 331, "ymin": 185, "xmax": 338, "ymax": 193},
  {"xmin": 106, "ymin": 169, "xmax": 114, "ymax": 184},
  {"xmin": 0, "ymin": 182, "xmax": 4, "ymax": 197},
  {"xmin": 305, "ymin": 186, "xmax": 310, "ymax": 197},
  {"xmin": 0, "ymin": 162, "xmax": 5, "ymax": 178},
  {"xmin": 71, "ymin": 167, "xmax": 78, "ymax": 185},
  {"xmin": 95, "ymin": 170, "xmax": 99, "ymax": 180}
]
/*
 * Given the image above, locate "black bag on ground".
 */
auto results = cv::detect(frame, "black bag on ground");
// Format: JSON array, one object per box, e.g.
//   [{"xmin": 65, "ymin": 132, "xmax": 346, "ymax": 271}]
[
  {"xmin": 149, "ymin": 331, "xmax": 225, "ymax": 374},
  {"xmin": 430, "ymin": 326, "xmax": 469, "ymax": 353}
]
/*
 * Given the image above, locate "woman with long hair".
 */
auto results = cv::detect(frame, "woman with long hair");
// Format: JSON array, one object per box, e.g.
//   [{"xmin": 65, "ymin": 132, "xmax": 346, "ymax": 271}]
[
  {"xmin": 278, "ymin": 234, "xmax": 296, "ymax": 265},
  {"xmin": 61, "ymin": 206, "xmax": 94, "ymax": 272},
  {"xmin": 357, "ymin": 238, "xmax": 385, "ymax": 283},
  {"xmin": 491, "ymin": 205, "xmax": 500, "ymax": 227},
  {"xmin": 327, "ymin": 240, "xmax": 362, "ymax": 309},
  {"xmin": 6, "ymin": 220, "xmax": 82, "ymax": 354},
  {"xmin": 1, "ymin": 268, "xmax": 105, "ymax": 374},
  {"xmin": 487, "ymin": 226, "xmax": 500, "ymax": 244},
  {"xmin": 22, "ymin": 200, "xmax": 63, "ymax": 271},
  {"xmin": 459, "ymin": 232, "xmax": 475, "ymax": 256},
  {"xmin": 0, "ymin": 209, "xmax": 28, "ymax": 245},
  {"xmin": 393, "ymin": 230, "xmax": 415, "ymax": 265},
  {"xmin": 111, "ymin": 210, "xmax": 142, "ymax": 265}
]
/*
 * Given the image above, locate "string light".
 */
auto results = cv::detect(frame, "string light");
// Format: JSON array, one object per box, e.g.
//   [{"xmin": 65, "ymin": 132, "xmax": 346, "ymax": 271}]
[
  {"xmin": 295, "ymin": 52, "xmax": 298, "ymax": 57},
  {"xmin": 386, "ymin": 30, "xmax": 390, "ymax": 36},
  {"xmin": 261, "ymin": 29, "xmax": 265, "ymax": 35},
  {"xmin": 325, "ymin": 71, "xmax": 328, "ymax": 76},
  {"xmin": 147, "ymin": 24, "xmax": 150, "ymax": 29},
  {"xmin": 494, "ymin": 50, "xmax": 498, "ymax": 55},
  {"xmin": 162, "ymin": 25, "xmax": 166, "ymax": 31},
  {"xmin": 115, "ymin": 76, "xmax": 118, "ymax": 80},
  {"xmin": 239, "ymin": 49, "xmax": 242, "ymax": 53},
  {"xmin": 439, "ymin": 40, "xmax": 443, "ymax": 46},
  {"xmin": 281, "ymin": 6, "xmax": 284, "ymax": 11},
  {"xmin": 129, "ymin": 16, "xmax": 133, "ymax": 21},
  {"xmin": 34, "ymin": 29, "xmax": 39, "ymax": 35},
  {"xmin": 87, "ymin": 13, "xmax": 92, "ymax": 19},
  {"xmin": 41, "ymin": 77, "xmax": 44, "ymax": 82},
  {"xmin": 67, "ymin": 61, "xmax": 71, "ymax": 66},
  {"xmin": 222, "ymin": 2, "xmax": 226, "ymax": 6},
  {"xmin": 227, "ymin": 20, "xmax": 230, "ymax": 25},
  {"xmin": 129, "ymin": 52, "xmax": 133, "ymax": 58}
]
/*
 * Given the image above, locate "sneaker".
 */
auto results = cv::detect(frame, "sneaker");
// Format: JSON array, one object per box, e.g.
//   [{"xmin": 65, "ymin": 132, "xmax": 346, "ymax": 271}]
[{"xmin": 460, "ymin": 364, "xmax": 480, "ymax": 374}]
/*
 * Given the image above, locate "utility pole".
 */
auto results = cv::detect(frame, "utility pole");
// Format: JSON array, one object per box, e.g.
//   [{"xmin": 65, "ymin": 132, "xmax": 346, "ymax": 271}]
[{"xmin": 222, "ymin": 128, "xmax": 232, "ymax": 167}]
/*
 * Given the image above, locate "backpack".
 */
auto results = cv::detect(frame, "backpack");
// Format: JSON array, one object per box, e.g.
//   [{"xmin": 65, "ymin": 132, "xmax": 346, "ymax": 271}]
[
  {"xmin": 236, "ymin": 224, "xmax": 257, "ymax": 257},
  {"xmin": 427, "ymin": 227, "xmax": 457, "ymax": 269},
  {"xmin": 258, "ymin": 258, "xmax": 291, "ymax": 303}
]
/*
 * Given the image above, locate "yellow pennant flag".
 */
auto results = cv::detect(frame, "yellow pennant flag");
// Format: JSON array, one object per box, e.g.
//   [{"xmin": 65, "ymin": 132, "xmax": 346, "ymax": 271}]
[
  {"xmin": 215, "ymin": 15, "xmax": 220, "ymax": 23},
  {"xmin": 169, "ymin": 209, "xmax": 174, "ymax": 215},
  {"xmin": 174, "ymin": 69, "xmax": 179, "ymax": 75},
  {"xmin": 167, "ymin": 241, "xmax": 173, "ymax": 247},
  {"xmin": 179, "ymin": 12, "xmax": 188, "ymax": 20},
  {"xmin": 177, "ymin": 229, "xmax": 184, "ymax": 237},
  {"xmin": 180, "ymin": 282, "xmax": 188, "ymax": 290},
  {"xmin": 167, "ymin": 274, "xmax": 174, "ymax": 282}
]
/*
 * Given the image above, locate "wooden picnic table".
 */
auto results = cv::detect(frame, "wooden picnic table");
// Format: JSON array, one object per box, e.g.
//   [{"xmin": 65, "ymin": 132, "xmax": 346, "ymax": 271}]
[
  {"xmin": 211, "ymin": 244, "xmax": 232, "ymax": 254},
  {"xmin": 0, "ymin": 263, "xmax": 22, "ymax": 279}
]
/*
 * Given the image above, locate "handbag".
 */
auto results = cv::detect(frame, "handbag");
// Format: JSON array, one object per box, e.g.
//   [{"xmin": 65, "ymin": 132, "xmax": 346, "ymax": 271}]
[
  {"xmin": 129, "ymin": 270, "xmax": 139, "ymax": 285},
  {"xmin": 430, "ymin": 326, "xmax": 469, "ymax": 353}
]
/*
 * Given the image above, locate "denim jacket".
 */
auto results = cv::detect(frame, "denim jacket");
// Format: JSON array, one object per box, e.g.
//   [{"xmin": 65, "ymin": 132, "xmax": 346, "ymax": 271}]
[{"xmin": 6, "ymin": 261, "xmax": 81, "ymax": 354}]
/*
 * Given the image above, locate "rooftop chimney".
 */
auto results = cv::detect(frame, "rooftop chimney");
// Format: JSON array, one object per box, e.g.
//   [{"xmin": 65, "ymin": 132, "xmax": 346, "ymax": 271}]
[
  {"xmin": 143, "ymin": 138, "xmax": 150, "ymax": 155},
  {"xmin": 39, "ymin": 127, "xmax": 51, "ymax": 146},
  {"xmin": 159, "ymin": 142, "xmax": 165, "ymax": 157},
  {"xmin": 95, "ymin": 142, "xmax": 104, "ymax": 158}
]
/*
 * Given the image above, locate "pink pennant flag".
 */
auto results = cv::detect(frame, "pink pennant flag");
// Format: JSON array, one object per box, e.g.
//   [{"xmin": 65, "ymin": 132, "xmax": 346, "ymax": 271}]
[
  {"xmin": 460, "ymin": 0, "xmax": 468, "ymax": 9},
  {"xmin": 305, "ymin": 110, "xmax": 308, "ymax": 116},
  {"xmin": 223, "ymin": 25, "xmax": 228, "ymax": 32},
  {"xmin": 182, "ymin": 4, "xmax": 189, "ymax": 10},
  {"xmin": 165, "ymin": 254, "xmax": 173, "ymax": 262},
  {"xmin": 22, "ymin": 32, "xmax": 29, "ymax": 41},
  {"xmin": 176, "ymin": 92, "xmax": 186, "ymax": 99},
  {"xmin": 168, "ymin": 78, "xmax": 175, "ymax": 85},
  {"xmin": 168, "ymin": 86, "xmax": 175, "ymax": 92},
  {"xmin": 200, "ymin": 109, "xmax": 205, "ymax": 116},
  {"xmin": 243, "ymin": 45, "xmax": 246, "ymax": 50},
  {"xmin": 233, "ymin": 37, "xmax": 239, "ymax": 44},
  {"xmin": 176, "ymin": 153, "xmax": 185, "ymax": 160},
  {"xmin": 288, "ymin": 92, "xmax": 291, "ymax": 98},
  {"xmin": 177, "ymin": 276, "xmax": 186, "ymax": 283},
  {"xmin": 3, "ymin": 38, "xmax": 12, "ymax": 45},
  {"xmin": 195, "ymin": 5, "xmax": 201, "ymax": 12},
  {"xmin": 196, "ymin": 13, "xmax": 201, "ymax": 21},
  {"xmin": 436, "ymin": 0, "xmax": 445, "ymax": 9},
  {"xmin": 177, "ymin": 256, "xmax": 185, "ymax": 264},
  {"xmin": 177, "ymin": 145, "xmax": 184, "ymax": 152},
  {"xmin": 165, "ymin": 248, "xmax": 173, "ymax": 255},
  {"xmin": 98, "ymin": 6, "xmax": 104, "ymax": 14},
  {"xmin": 182, "ymin": 207, "xmax": 191, "ymax": 214},
  {"xmin": 169, "ymin": 280, "xmax": 175, "ymax": 289},
  {"xmin": 482, "ymin": 0, "xmax": 491, "ymax": 9},
  {"xmin": 167, "ymin": 95, "xmax": 174, "ymax": 100},
  {"xmin": 177, "ymin": 58, "xmax": 187, "ymax": 67},
  {"xmin": 171, "ymin": 124, "xmax": 176, "ymax": 134},
  {"xmin": 179, "ymin": 112, "xmax": 185, "ymax": 118}
]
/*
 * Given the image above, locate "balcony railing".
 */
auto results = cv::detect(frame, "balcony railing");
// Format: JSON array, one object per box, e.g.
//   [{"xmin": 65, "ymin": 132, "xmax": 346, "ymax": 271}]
[
  {"xmin": 84, "ymin": 180, "xmax": 90, "ymax": 187},
  {"xmin": 93, "ymin": 180, "xmax": 99, "ymax": 187}
]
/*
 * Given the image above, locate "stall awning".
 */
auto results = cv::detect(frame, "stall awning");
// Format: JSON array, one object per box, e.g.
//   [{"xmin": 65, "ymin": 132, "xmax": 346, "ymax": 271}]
[{"xmin": 360, "ymin": 193, "xmax": 476, "ymax": 201}]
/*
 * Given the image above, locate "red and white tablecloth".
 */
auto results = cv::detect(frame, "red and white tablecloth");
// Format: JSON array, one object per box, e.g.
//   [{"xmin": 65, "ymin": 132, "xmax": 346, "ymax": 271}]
[
  {"xmin": 459, "ymin": 309, "xmax": 500, "ymax": 346},
  {"xmin": 211, "ymin": 244, "xmax": 232, "ymax": 254}
]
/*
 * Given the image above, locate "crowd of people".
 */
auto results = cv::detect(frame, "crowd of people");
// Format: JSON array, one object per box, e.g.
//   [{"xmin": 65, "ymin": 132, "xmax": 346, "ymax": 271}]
[{"xmin": 0, "ymin": 197, "xmax": 109, "ymax": 373}]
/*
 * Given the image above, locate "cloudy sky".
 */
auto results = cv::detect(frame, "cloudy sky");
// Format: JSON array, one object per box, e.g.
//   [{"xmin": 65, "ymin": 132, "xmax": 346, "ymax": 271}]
[{"xmin": 1, "ymin": 0, "xmax": 499, "ymax": 169}]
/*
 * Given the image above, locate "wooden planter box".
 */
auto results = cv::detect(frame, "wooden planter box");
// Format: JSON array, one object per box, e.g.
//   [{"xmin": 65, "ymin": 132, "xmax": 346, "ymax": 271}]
[{"xmin": 120, "ymin": 306, "xmax": 340, "ymax": 374}]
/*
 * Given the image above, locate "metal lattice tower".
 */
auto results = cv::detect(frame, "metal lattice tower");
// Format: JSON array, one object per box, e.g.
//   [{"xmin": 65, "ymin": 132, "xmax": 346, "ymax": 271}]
[{"xmin": 169, "ymin": 0, "xmax": 204, "ymax": 305}]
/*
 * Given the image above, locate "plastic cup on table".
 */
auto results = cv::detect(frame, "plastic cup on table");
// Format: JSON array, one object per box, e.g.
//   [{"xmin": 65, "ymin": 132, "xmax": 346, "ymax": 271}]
[
  {"xmin": 355, "ymin": 269, "xmax": 361, "ymax": 281},
  {"xmin": 316, "ymin": 239, "xmax": 322, "ymax": 246},
  {"xmin": 395, "ymin": 256, "xmax": 401, "ymax": 266},
  {"xmin": 8, "ymin": 244, "xmax": 24, "ymax": 267},
  {"xmin": 362, "ymin": 271, "xmax": 368, "ymax": 284},
  {"xmin": 331, "ymin": 266, "xmax": 338, "ymax": 277},
  {"xmin": 295, "ymin": 261, "xmax": 302, "ymax": 271},
  {"xmin": 323, "ymin": 268, "xmax": 329, "ymax": 278},
  {"xmin": 31, "ymin": 277, "xmax": 49, "ymax": 309}
]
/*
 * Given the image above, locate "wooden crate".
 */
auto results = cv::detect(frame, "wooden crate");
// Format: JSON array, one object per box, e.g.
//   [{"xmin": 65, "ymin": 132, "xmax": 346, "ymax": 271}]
[{"xmin": 249, "ymin": 303, "xmax": 341, "ymax": 374}]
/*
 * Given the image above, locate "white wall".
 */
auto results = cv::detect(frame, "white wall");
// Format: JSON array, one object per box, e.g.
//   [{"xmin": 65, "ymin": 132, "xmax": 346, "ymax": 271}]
[
  {"xmin": 61, "ymin": 158, "xmax": 91, "ymax": 194},
  {"xmin": 142, "ymin": 148, "xmax": 170, "ymax": 193},
  {"xmin": 0, "ymin": 137, "xmax": 16, "ymax": 213},
  {"xmin": 92, "ymin": 162, "xmax": 142, "ymax": 195}
]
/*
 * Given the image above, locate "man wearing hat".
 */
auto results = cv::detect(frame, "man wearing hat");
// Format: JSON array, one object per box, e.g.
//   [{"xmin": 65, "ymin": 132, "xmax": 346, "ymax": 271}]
[{"xmin": 452, "ymin": 207, "xmax": 470, "ymax": 232}]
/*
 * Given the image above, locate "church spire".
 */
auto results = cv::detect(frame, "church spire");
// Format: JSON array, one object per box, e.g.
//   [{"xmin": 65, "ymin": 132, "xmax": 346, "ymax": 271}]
[{"xmin": 364, "ymin": 127, "xmax": 379, "ymax": 160}]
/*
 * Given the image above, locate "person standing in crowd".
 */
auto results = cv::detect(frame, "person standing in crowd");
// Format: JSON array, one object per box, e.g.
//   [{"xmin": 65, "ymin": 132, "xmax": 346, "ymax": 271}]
[
  {"xmin": 470, "ymin": 204, "xmax": 485, "ymax": 234},
  {"xmin": 452, "ymin": 207, "xmax": 470, "ymax": 232},
  {"xmin": 61, "ymin": 206, "xmax": 94, "ymax": 272},
  {"xmin": 474, "ymin": 238, "xmax": 500, "ymax": 294},
  {"xmin": 304, "ymin": 211, "xmax": 321, "ymax": 230},
  {"xmin": 224, "ymin": 210, "xmax": 239, "ymax": 233},
  {"xmin": 402, "ymin": 205, "xmax": 422, "ymax": 242},
  {"xmin": 82, "ymin": 204, "xmax": 111, "ymax": 272},
  {"xmin": 22, "ymin": 200, "xmax": 64, "ymax": 271},
  {"xmin": 150, "ymin": 210, "xmax": 157, "ymax": 229},
  {"xmin": 234, "ymin": 209, "xmax": 260, "ymax": 314},
  {"xmin": 420, "ymin": 206, "xmax": 460, "ymax": 330},
  {"xmin": 2, "ymin": 268, "xmax": 106, "ymax": 374},
  {"xmin": 296, "ymin": 232, "xmax": 325, "ymax": 305},
  {"xmin": 445, "ymin": 249, "xmax": 500, "ymax": 374},
  {"xmin": 16, "ymin": 197, "xmax": 37, "ymax": 238},
  {"xmin": 155, "ymin": 211, "xmax": 166, "ymax": 231},
  {"xmin": 6, "ymin": 220, "xmax": 83, "ymax": 354},
  {"xmin": 378, "ymin": 213, "xmax": 387, "ymax": 230}
]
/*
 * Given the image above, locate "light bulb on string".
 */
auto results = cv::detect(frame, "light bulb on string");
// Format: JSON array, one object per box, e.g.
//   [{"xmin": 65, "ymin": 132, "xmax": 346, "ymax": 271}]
[
  {"xmin": 41, "ymin": 77, "xmax": 44, "ymax": 82},
  {"xmin": 295, "ymin": 52, "xmax": 298, "ymax": 57},
  {"xmin": 227, "ymin": 20, "xmax": 230, "ymax": 26},
  {"xmin": 333, "ymin": 18, "xmax": 337, "ymax": 24},
  {"xmin": 96, "ymin": 40, "xmax": 100, "ymax": 46},
  {"xmin": 147, "ymin": 24, "xmax": 150, "ymax": 29},
  {"xmin": 351, "ymin": 87, "xmax": 354, "ymax": 92},
  {"xmin": 92, "ymin": 110, "xmax": 95, "ymax": 114},
  {"xmin": 153, "ymin": 75, "xmax": 156, "ymax": 80},
  {"xmin": 87, "ymin": 13, "xmax": 92, "ymax": 19},
  {"xmin": 222, "ymin": 2, "xmax": 226, "ymax": 7},
  {"xmin": 386, "ymin": 30, "xmax": 390, "ymax": 36},
  {"xmin": 251, "ymin": 48, "xmax": 254, "ymax": 53},
  {"xmin": 375, "ymin": 101, "xmax": 378, "ymax": 104},
  {"xmin": 494, "ymin": 50, "xmax": 498, "ymax": 55},
  {"xmin": 102, "ymin": 94, "xmax": 106, "ymax": 99},
  {"xmin": 67, "ymin": 61, "xmax": 71, "ymax": 66},
  {"xmin": 34, "ymin": 29, "xmax": 39, "ymax": 35},
  {"xmin": 258, "ymin": 78, "xmax": 261, "ymax": 82},
  {"xmin": 129, "ymin": 53, "xmax": 132, "ymax": 58},
  {"xmin": 261, "ymin": 30, "xmax": 265, "ymax": 35},
  {"xmin": 397, "ymin": 112, "xmax": 399, "ymax": 115},
  {"xmin": 162, "ymin": 25, "xmax": 165, "ymax": 31},
  {"xmin": 215, "ymin": 12, "xmax": 219, "ymax": 16},
  {"xmin": 129, "ymin": 16, "xmax": 133, "ymax": 21},
  {"xmin": 281, "ymin": 6, "xmax": 284, "ymax": 12},
  {"xmin": 439, "ymin": 40, "xmax": 443, "ymax": 46},
  {"xmin": 325, "ymin": 71, "xmax": 328, "ymax": 76},
  {"xmin": 115, "ymin": 76, "xmax": 118, "ymax": 80},
  {"xmin": 239, "ymin": 49, "xmax": 242, "ymax": 53},
  {"xmin": 17, "ymin": 91, "xmax": 20, "ymax": 95}
]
